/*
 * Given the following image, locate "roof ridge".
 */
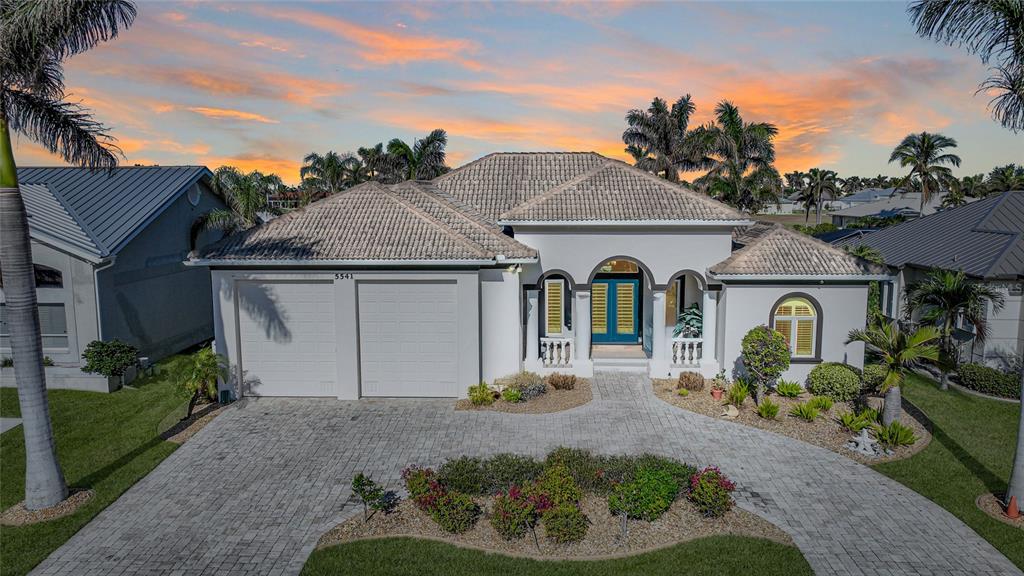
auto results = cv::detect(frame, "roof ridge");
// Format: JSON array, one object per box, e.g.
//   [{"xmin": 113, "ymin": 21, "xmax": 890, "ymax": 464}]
[
  {"xmin": 38, "ymin": 181, "xmax": 108, "ymax": 255},
  {"xmin": 499, "ymin": 161, "xmax": 613, "ymax": 219},
  {"xmin": 600, "ymin": 157, "xmax": 746, "ymax": 219},
  {"xmin": 380, "ymin": 184, "xmax": 492, "ymax": 259},
  {"xmin": 770, "ymin": 224, "xmax": 887, "ymax": 272},
  {"xmin": 433, "ymin": 151, "xmax": 603, "ymax": 184}
]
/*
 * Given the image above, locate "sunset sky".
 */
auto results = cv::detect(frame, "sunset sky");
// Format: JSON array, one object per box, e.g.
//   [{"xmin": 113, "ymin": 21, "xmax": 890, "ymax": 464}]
[{"xmin": 14, "ymin": 0, "xmax": 1023, "ymax": 184}]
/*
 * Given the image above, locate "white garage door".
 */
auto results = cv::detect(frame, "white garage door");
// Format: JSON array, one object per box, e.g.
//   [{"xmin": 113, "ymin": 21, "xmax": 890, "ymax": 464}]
[
  {"xmin": 237, "ymin": 281, "xmax": 336, "ymax": 397},
  {"xmin": 358, "ymin": 281, "xmax": 459, "ymax": 397}
]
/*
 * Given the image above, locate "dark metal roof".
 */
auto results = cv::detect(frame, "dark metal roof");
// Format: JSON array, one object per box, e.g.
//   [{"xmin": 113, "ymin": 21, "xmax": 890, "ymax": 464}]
[
  {"xmin": 20, "ymin": 183, "xmax": 101, "ymax": 259},
  {"xmin": 835, "ymin": 191, "xmax": 1024, "ymax": 280},
  {"xmin": 18, "ymin": 166, "xmax": 212, "ymax": 258}
]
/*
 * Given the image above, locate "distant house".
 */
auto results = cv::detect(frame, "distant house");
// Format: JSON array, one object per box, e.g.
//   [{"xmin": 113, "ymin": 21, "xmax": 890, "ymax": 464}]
[
  {"xmin": 831, "ymin": 189, "xmax": 974, "ymax": 228},
  {"xmin": 0, "ymin": 166, "xmax": 225, "ymax": 391},
  {"xmin": 836, "ymin": 191, "xmax": 1024, "ymax": 369}
]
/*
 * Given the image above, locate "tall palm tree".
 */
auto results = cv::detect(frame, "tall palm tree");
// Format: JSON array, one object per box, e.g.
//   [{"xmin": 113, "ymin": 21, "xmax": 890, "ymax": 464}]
[
  {"xmin": 0, "ymin": 0, "xmax": 136, "ymax": 510},
  {"xmin": 986, "ymin": 163, "xmax": 1024, "ymax": 193},
  {"xmin": 197, "ymin": 166, "xmax": 282, "ymax": 235},
  {"xmin": 357, "ymin": 143, "xmax": 386, "ymax": 181},
  {"xmin": 1009, "ymin": 369, "xmax": 1024, "ymax": 511},
  {"xmin": 909, "ymin": 0, "xmax": 1024, "ymax": 132},
  {"xmin": 907, "ymin": 269, "xmax": 1005, "ymax": 390},
  {"xmin": 690, "ymin": 101, "xmax": 783, "ymax": 212},
  {"xmin": 953, "ymin": 173, "xmax": 988, "ymax": 199},
  {"xmin": 784, "ymin": 170, "xmax": 807, "ymax": 193},
  {"xmin": 805, "ymin": 168, "xmax": 840, "ymax": 225},
  {"xmin": 847, "ymin": 322, "xmax": 941, "ymax": 426},
  {"xmin": 840, "ymin": 175, "xmax": 863, "ymax": 196},
  {"xmin": 888, "ymin": 132, "xmax": 961, "ymax": 213},
  {"xmin": 384, "ymin": 128, "xmax": 448, "ymax": 182},
  {"xmin": 621, "ymin": 95, "xmax": 697, "ymax": 182},
  {"xmin": 868, "ymin": 174, "xmax": 892, "ymax": 188},
  {"xmin": 301, "ymin": 151, "xmax": 355, "ymax": 197}
]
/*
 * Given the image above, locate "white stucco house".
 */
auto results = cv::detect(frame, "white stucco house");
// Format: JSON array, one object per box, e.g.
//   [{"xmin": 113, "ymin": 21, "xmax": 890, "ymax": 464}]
[{"xmin": 190, "ymin": 153, "xmax": 890, "ymax": 399}]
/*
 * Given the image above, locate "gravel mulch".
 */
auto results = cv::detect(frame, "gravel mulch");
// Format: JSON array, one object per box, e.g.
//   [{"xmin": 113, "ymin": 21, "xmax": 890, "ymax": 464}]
[
  {"xmin": 318, "ymin": 493, "xmax": 792, "ymax": 559},
  {"xmin": 0, "ymin": 489, "xmax": 94, "ymax": 526},
  {"xmin": 455, "ymin": 380, "xmax": 592, "ymax": 414},
  {"xmin": 161, "ymin": 402, "xmax": 228, "ymax": 444},
  {"xmin": 976, "ymin": 493, "xmax": 1024, "ymax": 528},
  {"xmin": 651, "ymin": 379, "xmax": 930, "ymax": 465}
]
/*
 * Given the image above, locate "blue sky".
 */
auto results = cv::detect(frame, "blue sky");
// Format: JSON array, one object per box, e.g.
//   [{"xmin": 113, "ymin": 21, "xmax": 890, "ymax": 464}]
[{"xmin": 15, "ymin": 1, "xmax": 1023, "ymax": 183}]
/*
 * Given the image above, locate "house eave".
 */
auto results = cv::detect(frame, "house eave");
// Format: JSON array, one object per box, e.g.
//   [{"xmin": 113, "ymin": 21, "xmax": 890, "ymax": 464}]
[
  {"xmin": 710, "ymin": 273, "xmax": 896, "ymax": 282},
  {"xmin": 185, "ymin": 257, "xmax": 538, "ymax": 268},
  {"xmin": 497, "ymin": 219, "xmax": 755, "ymax": 227},
  {"xmin": 29, "ymin": 230, "xmax": 105, "ymax": 264}
]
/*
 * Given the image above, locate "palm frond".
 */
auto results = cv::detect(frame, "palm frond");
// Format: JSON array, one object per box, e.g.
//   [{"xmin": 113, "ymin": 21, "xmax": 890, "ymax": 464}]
[
  {"xmin": 2, "ymin": 0, "xmax": 136, "ymax": 61},
  {"xmin": 3, "ymin": 88, "xmax": 120, "ymax": 168}
]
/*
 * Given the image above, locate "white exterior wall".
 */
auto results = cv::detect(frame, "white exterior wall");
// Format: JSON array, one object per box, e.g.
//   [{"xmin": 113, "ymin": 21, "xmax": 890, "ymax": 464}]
[
  {"xmin": 211, "ymin": 269, "xmax": 481, "ymax": 400},
  {"xmin": 480, "ymin": 268, "xmax": 522, "ymax": 382},
  {"xmin": 974, "ymin": 281, "xmax": 1023, "ymax": 369},
  {"xmin": 719, "ymin": 283, "xmax": 869, "ymax": 383}
]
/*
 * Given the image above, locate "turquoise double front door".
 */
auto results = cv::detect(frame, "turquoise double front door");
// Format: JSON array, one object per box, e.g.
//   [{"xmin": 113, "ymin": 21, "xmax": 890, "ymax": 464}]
[{"xmin": 591, "ymin": 278, "xmax": 639, "ymax": 344}]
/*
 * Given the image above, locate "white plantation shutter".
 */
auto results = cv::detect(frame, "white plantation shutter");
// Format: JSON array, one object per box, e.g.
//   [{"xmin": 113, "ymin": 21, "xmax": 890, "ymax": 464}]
[
  {"xmin": 774, "ymin": 297, "xmax": 817, "ymax": 358},
  {"xmin": 545, "ymin": 279, "xmax": 564, "ymax": 335}
]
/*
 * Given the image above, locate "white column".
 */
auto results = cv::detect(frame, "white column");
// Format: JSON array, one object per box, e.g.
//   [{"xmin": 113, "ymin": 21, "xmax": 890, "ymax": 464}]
[
  {"xmin": 651, "ymin": 289, "xmax": 668, "ymax": 377},
  {"xmin": 702, "ymin": 289, "xmax": 718, "ymax": 372},
  {"xmin": 525, "ymin": 289, "xmax": 540, "ymax": 371},
  {"xmin": 574, "ymin": 290, "xmax": 592, "ymax": 374}
]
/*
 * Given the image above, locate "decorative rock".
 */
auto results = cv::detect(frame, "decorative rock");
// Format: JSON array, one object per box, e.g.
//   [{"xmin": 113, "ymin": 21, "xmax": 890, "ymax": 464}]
[
  {"xmin": 720, "ymin": 405, "xmax": 739, "ymax": 419},
  {"xmin": 846, "ymin": 428, "xmax": 879, "ymax": 457}
]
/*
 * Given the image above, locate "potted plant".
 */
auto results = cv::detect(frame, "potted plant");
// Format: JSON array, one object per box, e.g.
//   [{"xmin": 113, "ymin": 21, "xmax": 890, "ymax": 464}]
[
  {"xmin": 673, "ymin": 304, "xmax": 703, "ymax": 338},
  {"xmin": 710, "ymin": 370, "xmax": 727, "ymax": 400}
]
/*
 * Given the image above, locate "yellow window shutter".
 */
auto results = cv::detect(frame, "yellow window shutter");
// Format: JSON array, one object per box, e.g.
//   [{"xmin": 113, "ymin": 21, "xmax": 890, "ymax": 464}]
[
  {"xmin": 616, "ymin": 283, "xmax": 634, "ymax": 334},
  {"xmin": 592, "ymin": 284, "xmax": 607, "ymax": 334},
  {"xmin": 546, "ymin": 281, "xmax": 563, "ymax": 335},
  {"xmin": 795, "ymin": 320, "xmax": 814, "ymax": 356},
  {"xmin": 774, "ymin": 319, "xmax": 792, "ymax": 349}
]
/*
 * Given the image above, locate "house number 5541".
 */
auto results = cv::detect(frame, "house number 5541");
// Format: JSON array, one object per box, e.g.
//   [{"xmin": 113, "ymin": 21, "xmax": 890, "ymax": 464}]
[{"xmin": 334, "ymin": 273, "xmax": 353, "ymax": 280}]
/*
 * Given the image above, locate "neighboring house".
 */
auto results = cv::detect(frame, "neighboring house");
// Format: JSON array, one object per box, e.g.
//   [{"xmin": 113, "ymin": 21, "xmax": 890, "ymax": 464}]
[
  {"xmin": 0, "ymin": 166, "xmax": 224, "ymax": 391},
  {"xmin": 757, "ymin": 195, "xmax": 799, "ymax": 215},
  {"xmin": 831, "ymin": 190, "xmax": 974, "ymax": 228},
  {"xmin": 191, "ymin": 152, "xmax": 889, "ymax": 400},
  {"xmin": 836, "ymin": 190, "xmax": 1024, "ymax": 369}
]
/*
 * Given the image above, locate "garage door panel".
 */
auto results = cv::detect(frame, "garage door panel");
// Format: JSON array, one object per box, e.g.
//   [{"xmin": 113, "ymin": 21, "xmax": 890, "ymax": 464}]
[
  {"xmin": 238, "ymin": 281, "xmax": 336, "ymax": 397},
  {"xmin": 359, "ymin": 281, "xmax": 460, "ymax": 397}
]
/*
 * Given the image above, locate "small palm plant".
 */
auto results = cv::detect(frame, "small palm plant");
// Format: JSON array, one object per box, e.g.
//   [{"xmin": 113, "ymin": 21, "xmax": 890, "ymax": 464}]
[
  {"xmin": 846, "ymin": 322, "xmax": 941, "ymax": 426},
  {"xmin": 176, "ymin": 347, "xmax": 228, "ymax": 419}
]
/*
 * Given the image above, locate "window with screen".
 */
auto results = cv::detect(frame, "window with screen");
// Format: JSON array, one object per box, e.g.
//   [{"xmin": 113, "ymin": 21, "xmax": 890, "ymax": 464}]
[
  {"xmin": 0, "ymin": 303, "xmax": 68, "ymax": 349},
  {"xmin": 773, "ymin": 296, "xmax": 817, "ymax": 358}
]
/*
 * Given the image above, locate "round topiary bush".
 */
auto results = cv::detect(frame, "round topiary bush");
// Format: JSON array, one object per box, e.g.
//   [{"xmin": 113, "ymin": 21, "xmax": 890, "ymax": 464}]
[
  {"xmin": 807, "ymin": 362, "xmax": 861, "ymax": 402},
  {"xmin": 861, "ymin": 363, "xmax": 887, "ymax": 392}
]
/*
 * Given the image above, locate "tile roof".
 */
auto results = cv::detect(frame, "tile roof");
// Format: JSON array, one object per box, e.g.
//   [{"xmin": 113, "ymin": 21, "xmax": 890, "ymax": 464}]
[
  {"xmin": 498, "ymin": 159, "xmax": 746, "ymax": 222},
  {"xmin": 831, "ymin": 191, "xmax": 974, "ymax": 219},
  {"xmin": 835, "ymin": 191, "xmax": 1024, "ymax": 280},
  {"xmin": 20, "ymin": 183, "xmax": 101, "ymax": 259},
  {"xmin": 710, "ymin": 223, "xmax": 890, "ymax": 277},
  {"xmin": 18, "ymin": 166, "xmax": 211, "ymax": 257},
  {"xmin": 197, "ymin": 181, "xmax": 537, "ymax": 263}
]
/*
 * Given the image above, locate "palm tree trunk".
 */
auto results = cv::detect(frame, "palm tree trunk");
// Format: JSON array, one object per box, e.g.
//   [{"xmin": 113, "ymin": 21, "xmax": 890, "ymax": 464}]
[
  {"xmin": 0, "ymin": 117, "xmax": 68, "ymax": 510},
  {"xmin": 816, "ymin": 193, "xmax": 822, "ymax": 225},
  {"xmin": 1006, "ymin": 369, "xmax": 1023, "ymax": 508},
  {"xmin": 882, "ymin": 385, "xmax": 901, "ymax": 427}
]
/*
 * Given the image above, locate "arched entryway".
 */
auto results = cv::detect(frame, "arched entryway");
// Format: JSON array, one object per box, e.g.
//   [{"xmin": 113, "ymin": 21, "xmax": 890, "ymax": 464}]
[{"xmin": 588, "ymin": 257, "xmax": 652, "ymax": 359}]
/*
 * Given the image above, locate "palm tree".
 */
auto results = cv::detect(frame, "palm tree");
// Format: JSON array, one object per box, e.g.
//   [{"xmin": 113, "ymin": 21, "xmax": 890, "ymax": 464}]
[
  {"xmin": 907, "ymin": 269, "xmax": 1005, "ymax": 390},
  {"xmin": 805, "ymin": 168, "xmax": 840, "ymax": 225},
  {"xmin": 954, "ymin": 173, "xmax": 988, "ymax": 199},
  {"xmin": 690, "ymin": 101, "xmax": 783, "ymax": 212},
  {"xmin": 888, "ymin": 132, "xmax": 961, "ymax": 213},
  {"xmin": 301, "ymin": 151, "xmax": 355, "ymax": 197},
  {"xmin": 840, "ymin": 175, "xmax": 863, "ymax": 196},
  {"xmin": 986, "ymin": 164, "xmax": 1024, "ymax": 194},
  {"xmin": 1008, "ymin": 369, "xmax": 1024, "ymax": 511},
  {"xmin": 175, "ymin": 346, "xmax": 227, "ymax": 419},
  {"xmin": 357, "ymin": 143, "xmax": 387, "ymax": 181},
  {"xmin": 847, "ymin": 322, "xmax": 941, "ymax": 426},
  {"xmin": 198, "ymin": 166, "xmax": 282, "ymax": 234},
  {"xmin": 384, "ymin": 128, "xmax": 449, "ymax": 182},
  {"xmin": 784, "ymin": 170, "xmax": 807, "ymax": 193},
  {"xmin": 909, "ymin": 1, "xmax": 1024, "ymax": 132},
  {"xmin": 0, "ymin": 0, "xmax": 135, "ymax": 510},
  {"xmin": 867, "ymin": 174, "xmax": 892, "ymax": 188},
  {"xmin": 621, "ymin": 95, "xmax": 697, "ymax": 182}
]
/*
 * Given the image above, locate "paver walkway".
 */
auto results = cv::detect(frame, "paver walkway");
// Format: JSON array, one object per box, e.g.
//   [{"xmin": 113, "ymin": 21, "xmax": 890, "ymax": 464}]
[{"xmin": 33, "ymin": 372, "xmax": 1020, "ymax": 576}]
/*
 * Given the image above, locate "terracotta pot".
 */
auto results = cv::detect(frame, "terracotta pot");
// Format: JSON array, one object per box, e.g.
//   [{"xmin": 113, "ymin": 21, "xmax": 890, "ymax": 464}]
[{"xmin": 711, "ymin": 389, "xmax": 724, "ymax": 400}]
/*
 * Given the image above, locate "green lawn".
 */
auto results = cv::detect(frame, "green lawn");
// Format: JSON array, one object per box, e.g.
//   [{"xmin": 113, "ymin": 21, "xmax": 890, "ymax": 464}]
[
  {"xmin": 874, "ymin": 374, "xmax": 1023, "ymax": 569},
  {"xmin": 301, "ymin": 536, "xmax": 813, "ymax": 576},
  {"xmin": 0, "ymin": 359, "xmax": 188, "ymax": 576}
]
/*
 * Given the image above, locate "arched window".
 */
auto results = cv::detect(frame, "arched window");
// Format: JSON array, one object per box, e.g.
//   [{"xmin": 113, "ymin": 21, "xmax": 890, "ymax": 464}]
[
  {"xmin": 0, "ymin": 264, "xmax": 63, "ymax": 288},
  {"xmin": 772, "ymin": 296, "xmax": 818, "ymax": 359}
]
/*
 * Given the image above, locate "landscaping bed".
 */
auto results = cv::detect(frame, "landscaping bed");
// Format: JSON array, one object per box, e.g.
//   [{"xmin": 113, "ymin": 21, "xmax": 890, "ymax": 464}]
[
  {"xmin": 651, "ymin": 377, "xmax": 930, "ymax": 465},
  {"xmin": 456, "ymin": 372, "xmax": 592, "ymax": 414},
  {"xmin": 321, "ymin": 448, "xmax": 793, "ymax": 563}
]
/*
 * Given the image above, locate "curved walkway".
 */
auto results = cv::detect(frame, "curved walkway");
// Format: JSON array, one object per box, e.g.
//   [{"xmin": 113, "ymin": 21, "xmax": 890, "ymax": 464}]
[{"xmin": 33, "ymin": 373, "xmax": 1019, "ymax": 576}]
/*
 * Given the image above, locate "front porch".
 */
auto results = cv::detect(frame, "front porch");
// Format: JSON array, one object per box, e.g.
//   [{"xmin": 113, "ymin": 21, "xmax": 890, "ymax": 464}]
[{"xmin": 523, "ymin": 257, "xmax": 719, "ymax": 378}]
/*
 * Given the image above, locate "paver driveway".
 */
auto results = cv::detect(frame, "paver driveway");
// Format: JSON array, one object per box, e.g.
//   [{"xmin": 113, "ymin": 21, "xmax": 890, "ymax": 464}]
[{"xmin": 33, "ymin": 372, "xmax": 1020, "ymax": 576}]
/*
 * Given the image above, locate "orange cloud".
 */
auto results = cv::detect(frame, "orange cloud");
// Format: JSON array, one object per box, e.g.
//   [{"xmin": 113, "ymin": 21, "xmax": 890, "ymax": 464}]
[
  {"xmin": 460, "ymin": 80, "xmax": 652, "ymax": 113},
  {"xmin": 201, "ymin": 153, "xmax": 303, "ymax": 183},
  {"xmin": 186, "ymin": 107, "xmax": 279, "ymax": 124},
  {"xmin": 111, "ymin": 66, "xmax": 349, "ymax": 105},
  {"xmin": 118, "ymin": 137, "xmax": 211, "ymax": 156},
  {"xmin": 248, "ymin": 5, "xmax": 482, "ymax": 70},
  {"xmin": 866, "ymin": 110, "xmax": 953, "ymax": 147}
]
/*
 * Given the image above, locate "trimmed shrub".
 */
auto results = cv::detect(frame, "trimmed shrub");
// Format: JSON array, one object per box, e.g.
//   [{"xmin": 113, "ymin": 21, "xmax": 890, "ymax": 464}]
[
  {"xmin": 677, "ymin": 388, "xmax": 689, "ymax": 397},
  {"xmin": 483, "ymin": 454, "xmax": 544, "ymax": 492},
  {"xmin": 401, "ymin": 466, "xmax": 436, "ymax": 508},
  {"xmin": 788, "ymin": 402, "xmax": 820, "ymax": 422},
  {"xmin": 437, "ymin": 457, "xmax": 487, "ymax": 495},
  {"xmin": 507, "ymin": 371, "xmax": 547, "ymax": 399},
  {"xmin": 726, "ymin": 381, "xmax": 749, "ymax": 407},
  {"xmin": 630, "ymin": 454, "xmax": 696, "ymax": 490},
  {"xmin": 740, "ymin": 325, "xmax": 790, "ymax": 400},
  {"xmin": 490, "ymin": 486, "xmax": 537, "ymax": 540},
  {"xmin": 546, "ymin": 373, "xmax": 577, "ymax": 391},
  {"xmin": 431, "ymin": 490, "xmax": 481, "ymax": 534},
  {"xmin": 873, "ymin": 422, "xmax": 918, "ymax": 448},
  {"xmin": 502, "ymin": 387, "xmax": 523, "ymax": 403},
  {"xmin": 837, "ymin": 411, "xmax": 871, "ymax": 433},
  {"xmin": 81, "ymin": 339, "xmax": 138, "ymax": 378},
  {"xmin": 544, "ymin": 448, "xmax": 693, "ymax": 495},
  {"xmin": 861, "ymin": 363, "xmax": 887, "ymax": 392},
  {"xmin": 957, "ymin": 363, "xmax": 1020, "ymax": 399},
  {"xmin": 607, "ymin": 467, "xmax": 678, "ymax": 521},
  {"xmin": 688, "ymin": 466, "xmax": 736, "ymax": 518},
  {"xmin": 808, "ymin": 396, "xmax": 834, "ymax": 412},
  {"xmin": 774, "ymin": 380, "xmax": 803, "ymax": 398},
  {"xmin": 468, "ymin": 382, "xmax": 495, "ymax": 406},
  {"xmin": 531, "ymin": 463, "xmax": 581, "ymax": 507},
  {"xmin": 756, "ymin": 398, "xmax": 780, "ymax": 420},
  {"xmin": 677, "ymin": 371, "xmax": 705, "ymax": 392},
  {"xmin": 541, "ymin": 503, "xmax": 588, "ymax": 543},
  {"xmin": 807, "ymin": 363, "xmax": 861, "ymax": 402}
]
